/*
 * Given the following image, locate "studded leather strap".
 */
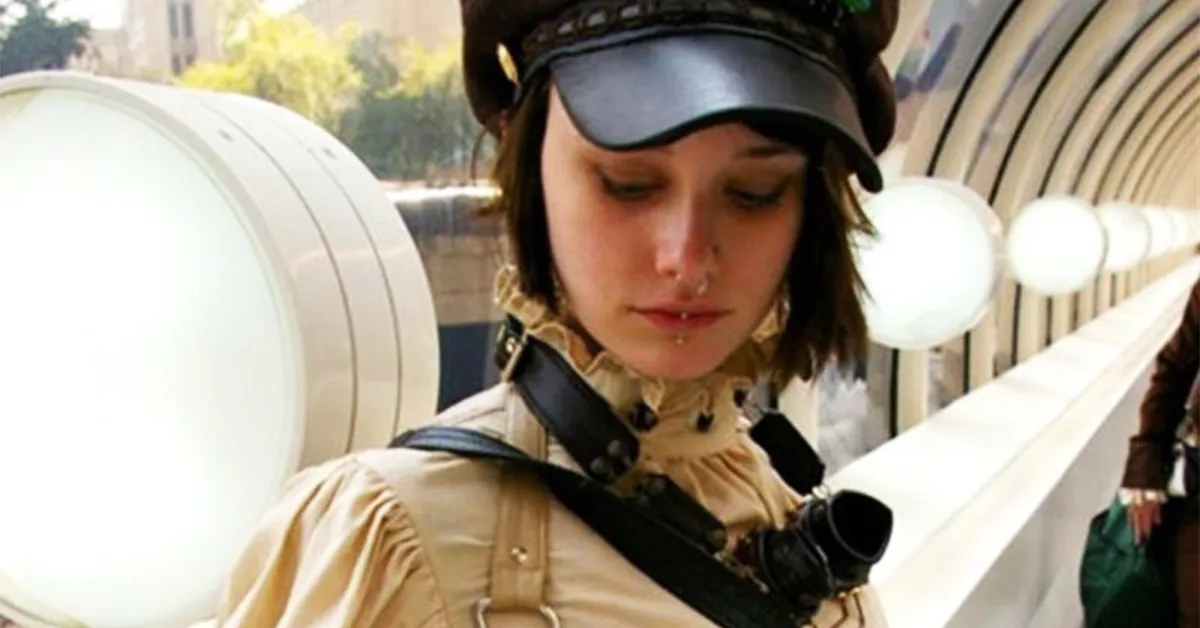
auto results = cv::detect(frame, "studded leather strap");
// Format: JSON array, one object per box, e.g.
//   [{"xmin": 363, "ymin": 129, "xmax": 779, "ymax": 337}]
[
  {"xmin": 520, "ymin": 0, "xmax": 846, "ymax": 64},
  {"xmin": 494, "ymin": 316, "xmax": 641, "ymax": 485}
]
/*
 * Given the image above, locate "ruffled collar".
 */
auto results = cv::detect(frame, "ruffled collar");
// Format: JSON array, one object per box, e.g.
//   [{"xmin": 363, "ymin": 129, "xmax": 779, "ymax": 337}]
[{"xmin": 494, "ymin": 266, "xmax": 782, "ymax": 461}]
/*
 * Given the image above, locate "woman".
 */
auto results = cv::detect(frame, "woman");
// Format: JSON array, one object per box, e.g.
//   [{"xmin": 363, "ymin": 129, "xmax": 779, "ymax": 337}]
[
  {"xmin": 217, "ymin": 0, "xmax": 901, "ymax": 626},
  {"xmin": 1123, "ymin": 276, "xmax": 1198, "ymax": 628}
]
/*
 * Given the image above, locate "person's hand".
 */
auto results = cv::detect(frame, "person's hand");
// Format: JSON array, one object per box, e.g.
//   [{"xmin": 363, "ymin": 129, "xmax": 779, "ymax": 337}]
[{"xmin": 1126, "ymin": 499, "xmax": 1162, "ymax": 545}]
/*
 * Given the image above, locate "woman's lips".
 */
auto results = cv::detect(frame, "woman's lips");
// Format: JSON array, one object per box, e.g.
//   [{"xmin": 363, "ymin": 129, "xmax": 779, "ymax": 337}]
[{"xmin": 636, "ymin": 308, "xmax": 729, "ymax": 333}]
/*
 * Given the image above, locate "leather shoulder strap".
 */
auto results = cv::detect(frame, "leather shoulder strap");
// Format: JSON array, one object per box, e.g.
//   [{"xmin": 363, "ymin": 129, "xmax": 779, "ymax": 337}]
[
  {"xmin": 496, "ymin": 316, "xmax": 826, "ymax": 497},
  {"xmin": 494, "ymin": 316, "xmax": 639, "ymax": 484},
  {"xmin": 484, "ymin": 389, "xmax": 552, "ymax": 622},
  {"xmin": 390, "ymin": 426, "xmax": 802, "ymax": 628}
]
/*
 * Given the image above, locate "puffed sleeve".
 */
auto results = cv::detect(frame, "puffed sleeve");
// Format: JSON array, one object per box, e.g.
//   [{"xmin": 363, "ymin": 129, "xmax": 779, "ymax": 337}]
[{"xmin": 216, "ymin": 456, "xmax": 451, "ymax": 628}]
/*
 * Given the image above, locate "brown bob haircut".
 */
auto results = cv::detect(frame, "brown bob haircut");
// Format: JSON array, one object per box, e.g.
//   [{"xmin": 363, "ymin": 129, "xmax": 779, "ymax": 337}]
[{"xmin": 480, "ymin": 71, "xmax": 875, "ymax": 383}]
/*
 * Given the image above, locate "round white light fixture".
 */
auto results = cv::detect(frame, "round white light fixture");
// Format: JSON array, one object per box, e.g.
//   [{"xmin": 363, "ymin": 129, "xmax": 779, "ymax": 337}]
[
  {"xmin": 1097, "ymin": 202, "xmax": 1152, "ymax": 271},
  {"xmin": 1188, "ymin": 210, "xmax": 1200, "ymax": 249},
  {"xmin": 0, "ymin": 72, "xmax": 439, "ymax": 628},
  {"xmin": 854, "ymin": 177, "xmax": 1004, "ymax": 350},
  {"xmin": 1140, "ymin": 206, "xmax": 1177, "ymax": 260},
  {"xmin": 1006, "ymin": 195, "xmax": 1106, "ymax": 295},
  {"xmin": 1166, "ymin": 207, "xmax": 1192, "ymax": 253}
]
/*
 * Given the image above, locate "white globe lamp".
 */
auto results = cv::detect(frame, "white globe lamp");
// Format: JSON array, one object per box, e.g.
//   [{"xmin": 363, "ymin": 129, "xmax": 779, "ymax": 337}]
[
  {"xmin": 1189, "ymin": 211, "xmax": 1200, "ymax": 249},
  {"xmin": 0, "ymin": 72, "xmax": 440, "ymax": 628},
  {"xmin": 854, "ymin": 177, "xmax": 1004, "ymax": 350},
  {"xmin": 1141, "ymin": 206, "xmax": 1177, "ymax": 260},
  {"xmin": 1184, "ymin": 211, "xmax": 1197, "ymax": 248},
  {"xmin": 1006, "ymin": 196, "xmax": 1106, "ymax": 295},
  {"xmin": 1167, "ymin": 208, "xmax": 1191, "ymax": 253},
  {"xmin": 1097, "ymin": 202, "xmax": 1152, "ymax": 271}
]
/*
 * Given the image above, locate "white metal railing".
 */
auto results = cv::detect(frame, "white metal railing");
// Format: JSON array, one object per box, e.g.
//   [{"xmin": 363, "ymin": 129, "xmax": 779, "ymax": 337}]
[{"xmin": 830, "ymin": 258, "xmax": 1198, "ymax": 628}]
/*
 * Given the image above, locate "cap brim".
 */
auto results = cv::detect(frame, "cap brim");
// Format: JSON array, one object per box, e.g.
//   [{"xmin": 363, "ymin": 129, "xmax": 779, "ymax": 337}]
[{"xmin": 550, "ymin": 31, "xmax": 883, "ymax": 192}]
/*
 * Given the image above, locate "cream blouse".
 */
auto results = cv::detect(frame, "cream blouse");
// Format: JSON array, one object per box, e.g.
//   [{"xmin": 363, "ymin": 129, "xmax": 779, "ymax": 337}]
[{"xmin": 215, "ymin": 268, "xmax": 888, "ymax": 627}]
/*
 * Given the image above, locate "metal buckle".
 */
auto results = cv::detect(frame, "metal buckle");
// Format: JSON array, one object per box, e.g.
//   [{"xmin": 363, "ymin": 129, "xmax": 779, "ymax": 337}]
[
  {"xmin": 474, "ymin": 598, "xmax": 562, "ymax": 628},
  {"xmin": 496, "ymin": 324, "xmax": 529, "ymax": 382}
]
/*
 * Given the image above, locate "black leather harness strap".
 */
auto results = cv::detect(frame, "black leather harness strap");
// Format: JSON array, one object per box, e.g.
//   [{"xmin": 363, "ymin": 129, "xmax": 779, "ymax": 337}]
[
  {"xmin": 492, "ymin": 316, "xmax": 641, "ymax": 484},
  {"xmin": 494, "ymin": 316, "xmax": 826, "ymax": 496},
  {"xmin": 390, "ymin": 426, "xmax": 804, "ymax": 628},
  {"xmin": 747, "ymin": 403, "xmax": 827, "ymax": 496},
  {"xmin": 389, "ymin": 316, "xmax": 834, "ymax": 627},
  {"xmin": 493, "ymin": 316, "xmax": 731, "ymax": 553}
]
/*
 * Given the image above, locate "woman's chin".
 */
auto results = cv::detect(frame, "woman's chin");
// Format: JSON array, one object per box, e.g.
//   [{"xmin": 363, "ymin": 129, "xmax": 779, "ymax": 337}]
[{"xmin": 619, "ymin": 342, "xmax": 732, "ymax": 381}]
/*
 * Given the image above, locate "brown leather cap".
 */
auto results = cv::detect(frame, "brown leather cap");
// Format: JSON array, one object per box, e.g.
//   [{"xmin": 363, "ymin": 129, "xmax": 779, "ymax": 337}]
[{"xmin": 461, "ymin": 0, "xmax": 898, "ymax": 191}]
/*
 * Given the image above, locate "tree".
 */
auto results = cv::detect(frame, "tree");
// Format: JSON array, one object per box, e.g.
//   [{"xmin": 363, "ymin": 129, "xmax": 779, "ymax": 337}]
[
  {"xmin": 0, "ymin": 0, "xmax": 89, "ymax": 77},
  {"xmin": 345, "ymin": 31, "xmax": 398, "ymax": 99},
  {"xmin": 337, "ymin": 35, "xmax": 483, "ymax": 182},
  {"xmin": 390, "ymin": 38, "xmax": 482, "ymax": 180},
  {"xmin": 211, "ymin": 0, "xmax": 259, "ymax": 49},
  {"xmin": 175, "ymin": 5, "xmax": 362, "ymax": 133}
]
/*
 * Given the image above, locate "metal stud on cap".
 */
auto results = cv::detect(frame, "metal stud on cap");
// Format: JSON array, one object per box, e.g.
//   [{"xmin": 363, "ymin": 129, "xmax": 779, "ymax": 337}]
[{"xmin": 496, "ymin": 44, "xmax": 520, "ymax": 85}]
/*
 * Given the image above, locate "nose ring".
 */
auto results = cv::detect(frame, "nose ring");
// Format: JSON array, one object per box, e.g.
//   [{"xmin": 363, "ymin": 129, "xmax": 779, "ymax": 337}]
[{"xmin": 672, "ymin": 272, "xmax": 712, "ymax": 295}]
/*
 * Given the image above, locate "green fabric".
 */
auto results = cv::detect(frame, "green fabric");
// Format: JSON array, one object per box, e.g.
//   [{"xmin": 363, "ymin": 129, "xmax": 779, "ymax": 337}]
[{"xmin": 1079, "ymin": 497, "xmax": 1173, "ymax": 628}]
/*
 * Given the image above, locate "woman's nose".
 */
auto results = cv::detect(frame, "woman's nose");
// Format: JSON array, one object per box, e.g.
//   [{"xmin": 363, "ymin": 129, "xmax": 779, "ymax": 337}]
[{"xmin": 653, "ymin": 203, "xmax": 717, "ymax": 287}]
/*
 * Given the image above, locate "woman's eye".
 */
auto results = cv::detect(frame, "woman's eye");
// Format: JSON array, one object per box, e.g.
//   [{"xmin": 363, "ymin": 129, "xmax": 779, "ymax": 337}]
[
  {"xmin": 729, "ymin": 182, "xmax": 788, "ymax": 209},
  {"xmin": 600, "ymin": 175, "xmax": 659, "ymax": 201}
]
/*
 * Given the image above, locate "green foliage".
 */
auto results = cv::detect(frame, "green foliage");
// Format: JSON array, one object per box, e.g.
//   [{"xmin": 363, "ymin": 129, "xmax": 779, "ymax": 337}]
[
  {"xmin": 175, "ymin": 0, "xmax": 485, "ymax": 183},
  {"xmin": 176, "ymin": 5, "xmax": 362, "ymax": 132},
  {"xmin": 0, "ymin": 0, "xmax": 90, "ymax": 77},
  {"xmin": 210, "ymin": 0, "xmax": 260, "ymax": 47},
  {"xmin": 337, "ymin": 35, "xmax": 484, "ymax": 182},
  {"xmin": 345, "ymin": 31, "xmax": 398, "ymax": 99}
]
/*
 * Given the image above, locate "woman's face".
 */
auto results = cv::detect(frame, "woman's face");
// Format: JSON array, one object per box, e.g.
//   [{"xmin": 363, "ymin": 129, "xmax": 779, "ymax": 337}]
[{"xmin": 541, "ymin": 88, "xmax": 807, "ymax": 381}]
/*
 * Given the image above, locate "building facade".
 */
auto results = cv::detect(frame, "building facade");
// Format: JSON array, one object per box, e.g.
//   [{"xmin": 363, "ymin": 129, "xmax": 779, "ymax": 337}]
[
  {"xmin": 121, "ymin": 0, "xmax": 220, "ymax": 79},
  {"xmin": 69, "ymin": 28, "xmax": 132, "ymax": 76}
]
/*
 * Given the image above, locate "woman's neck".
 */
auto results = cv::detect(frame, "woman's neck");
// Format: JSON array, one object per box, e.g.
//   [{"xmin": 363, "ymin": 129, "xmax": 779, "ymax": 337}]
[{"xmin": 494, "ymin": 266, "xmax": 781, "ymax": 461}]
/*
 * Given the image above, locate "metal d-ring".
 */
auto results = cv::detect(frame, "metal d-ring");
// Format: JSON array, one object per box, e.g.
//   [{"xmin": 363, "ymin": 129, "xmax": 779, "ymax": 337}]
[{"xmin": 474, "ymin": 598, "xmax": 562, "ymax": 628}]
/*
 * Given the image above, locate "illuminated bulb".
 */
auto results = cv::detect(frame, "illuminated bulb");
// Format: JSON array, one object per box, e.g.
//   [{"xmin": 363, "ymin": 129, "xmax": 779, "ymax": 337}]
[
  {"xmin": 854, "ymin": 178, "xmax": 1003, "ymax": 349},
  {"xmin": 1007, "ymin": 195, "xmax": 1106, "ymax": 295}
]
